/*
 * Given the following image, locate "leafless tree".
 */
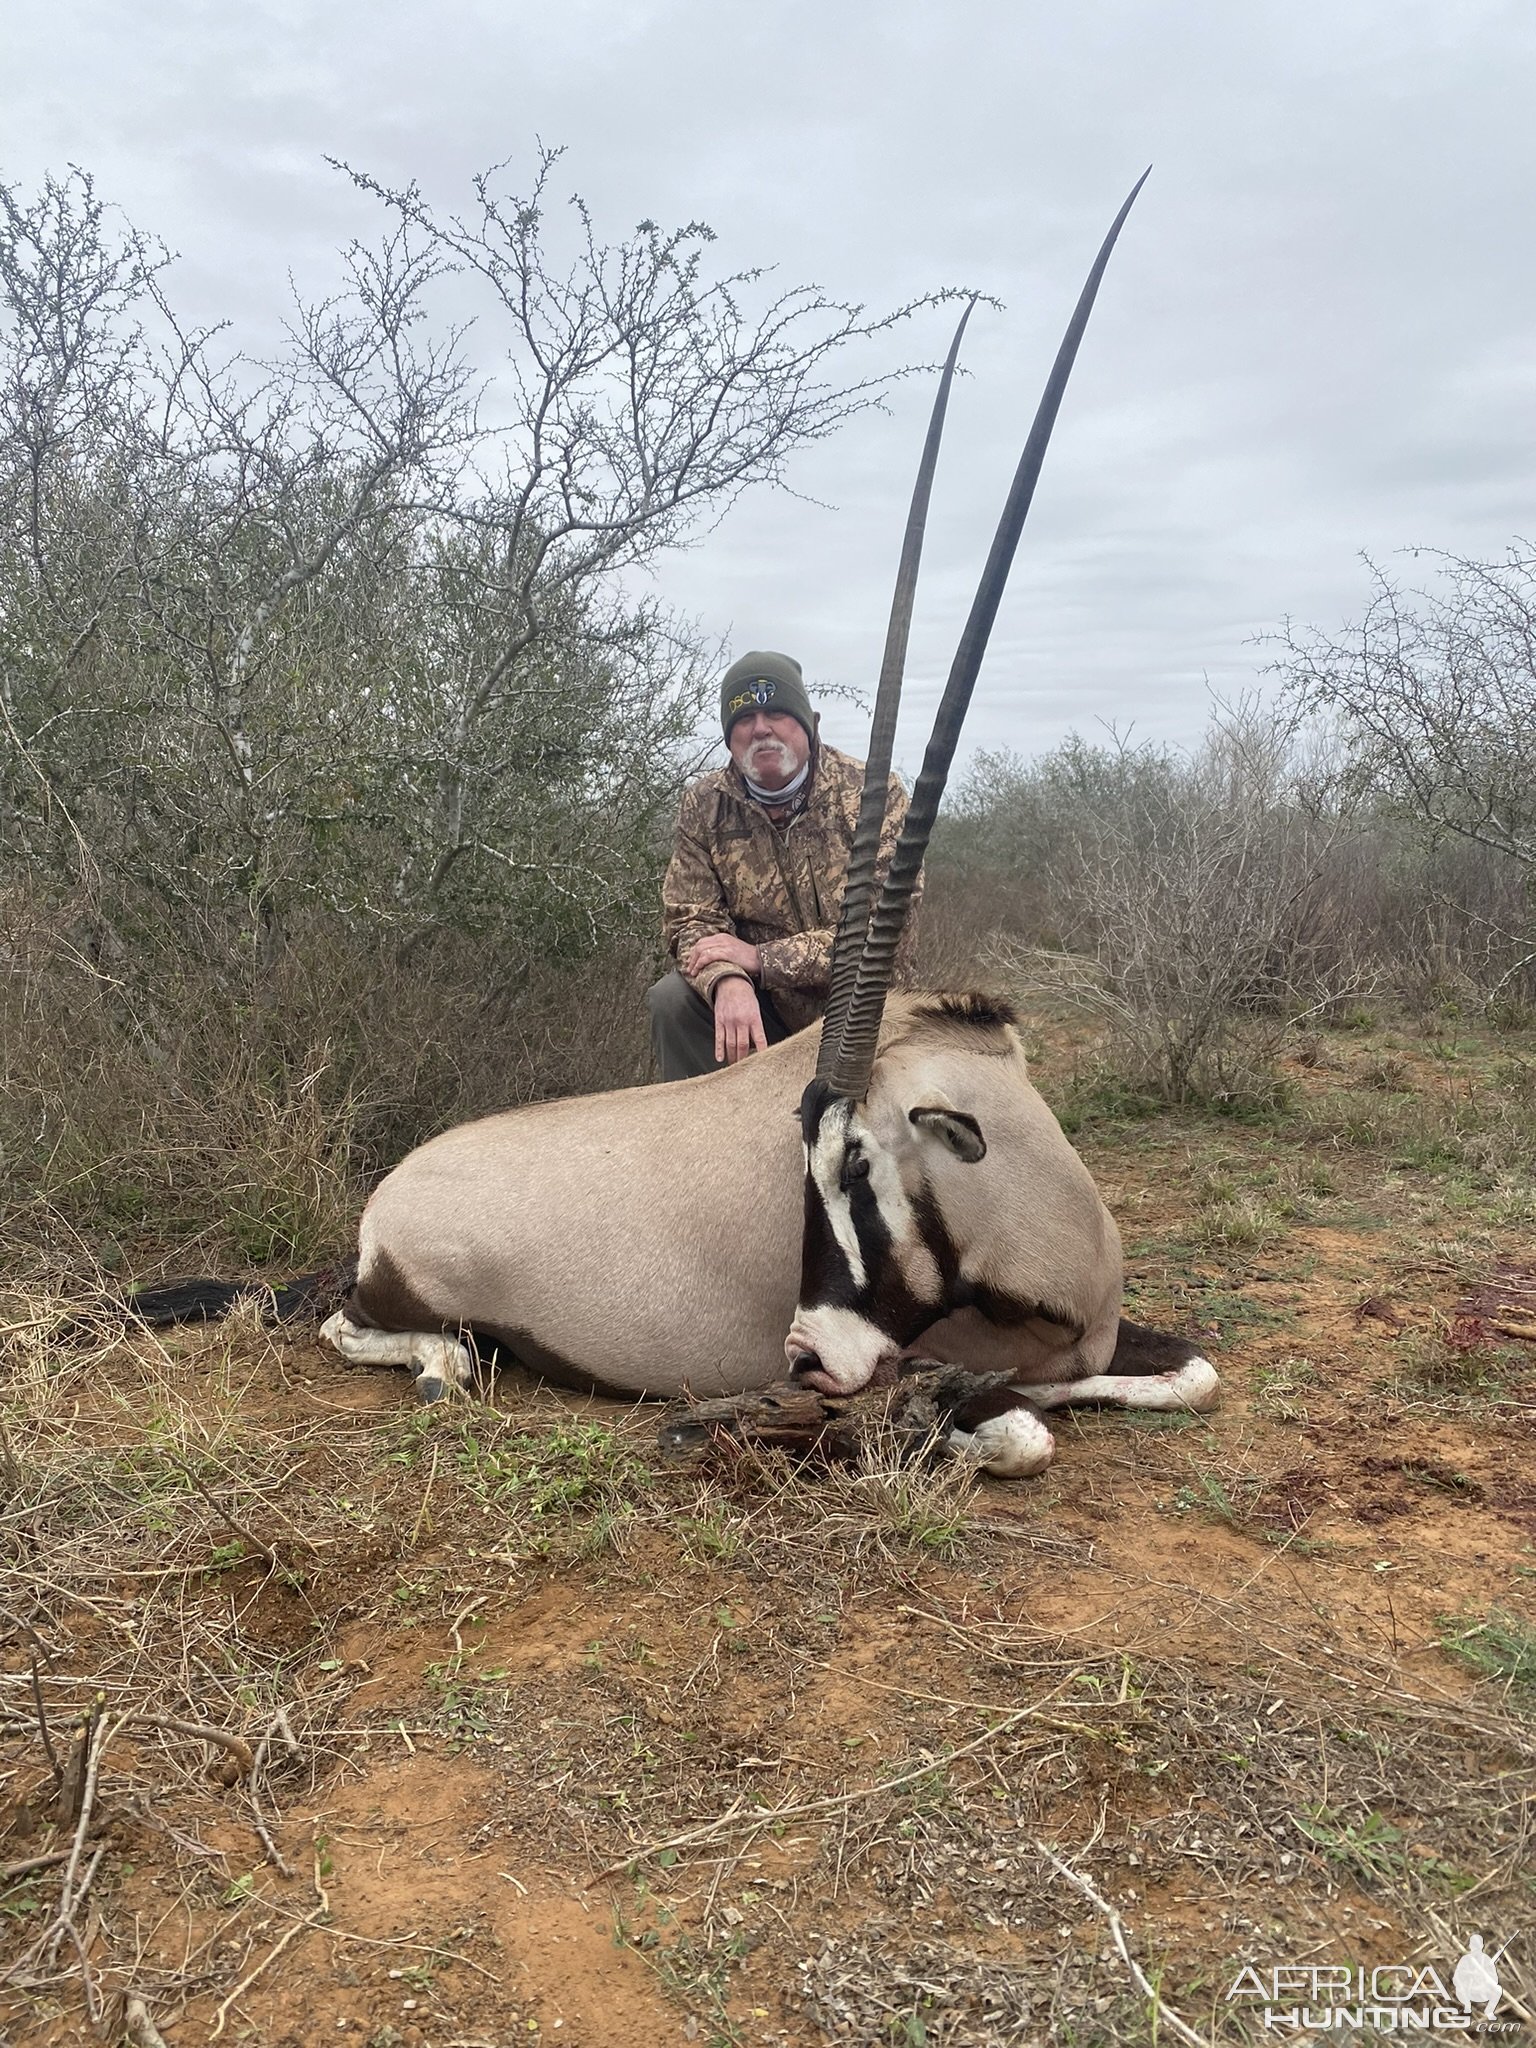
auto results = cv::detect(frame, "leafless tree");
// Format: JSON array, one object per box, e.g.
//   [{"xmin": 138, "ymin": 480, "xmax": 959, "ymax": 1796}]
[
  {"xmin": 1275, "ymin": 547, "xmax": 1536, "ymax": 994},
  {"xmin": 0, "ymin": 157, "xmax": 950, "ymax": 982},
  {"xmin": 947, "ymin": 704, "xmax": 1370, "ymax": 1102}
]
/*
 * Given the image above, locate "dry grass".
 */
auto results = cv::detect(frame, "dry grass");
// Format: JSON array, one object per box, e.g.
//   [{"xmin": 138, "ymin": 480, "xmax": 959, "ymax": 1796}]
[
  {"xmin": 6, "ymin": 1001, "xmax": 1536, "ymax": 2043},
  {"xmin": 0, "ymin": 1313, "xmax": 1065, "ymax": 2039},
  {"xmin": 0, "ymin": 898, "xmax": 660, "ymax": 1282},
  {"xmin": 6, "ymin": 1308, "xmax": 1535, "ymax": 2042}
]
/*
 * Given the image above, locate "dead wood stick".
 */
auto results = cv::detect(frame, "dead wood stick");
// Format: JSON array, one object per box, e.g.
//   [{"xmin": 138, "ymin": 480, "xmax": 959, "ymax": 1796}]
[
  {"xmin": 1036, "ymin": 1840, "xmax": 1211, "ymax": 2048},
  {"xmin": 0, "ymin": 1849, "xmax": 71, "ymax": 1884},
  {"xmin": 247, "ymin": 1706, "xmax": 303, "ymax": 1877},
  {"xmin": 0, "ymin": 1605, "xmax": 55, "ymax": 1651},
  {"xmin": 6, "ymin": 1699, "xmax": 257, "ymax": 1780},
  {"xmin": 807, "ymin": 1659, "xmax": 1135, "ymax": 1748},
  {"xmin": 46, "ymin": 1704, "xmax": 112, "ymax": 1964},
  {"xmin": 245, "ymin": 1800, "xmax": 295, "ymax": 1879},
  {"xmin": 127, "ymin": 1714, "xmax": 255, "ymax": 1779},
  {"xmin": 209, "ymin": 1908, "xmax": 324, "ymax": 2038},
  {"xmin": 57, "ymin": 1712, "xmax": 90, "ymax": 1826},
  {"xmin": 123, "ymin": 1995, "xmax": 173, "ymax": 2048},
  {"xmin": 206, "ymin": 1468, "xmax": 322, "ymax": 1556},
  {"xmin": 172, "ymin": 1460, "xmax": 282, "ymax": 1571},
  {"xmin": 30, "ymin": 1655, "xmax": 61, "ymax": 1784},
  {"xmin": 585, "ymin": 1796, "xmax": 750, "ymax": 1888},
  {"xmin": 211, "ymin": 1840, "xmax": 331, "ymax": 2038},
  {"xmin": 37, "ymin": 1840, "xmax": 107, "ymax": 2005},
  {"xmin": 74, "ymin": 1840, "xmax": 107, "ymax": 1926},
  {"xmin": 270, "ymin": 1705, "xmax": 302, "ymax": 1762},
  {"xmin": 32, "ymin": 1706, "xmax": 257, "ymax": 1900},
  {"xmin": 60, "ymin": 1911, "xmax": 101, "ymax": 2023},
  {"xmin": 0, "ymin": 1611, "xmax": 63, "ymax": 1786},
  {"xmin": 587, "ymin": 1707, "xmax": 1035, "ymax": 1887},
  {"xmin": 251, "ymin": 1709, "xmax": 286, "ymax": 1785}
]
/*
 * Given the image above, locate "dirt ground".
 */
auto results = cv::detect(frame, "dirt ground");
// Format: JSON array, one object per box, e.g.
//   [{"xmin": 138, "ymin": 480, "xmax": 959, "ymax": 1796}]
[{"xmin": 2, "ymin": 1008, "xmax": 1534, "ymax": 2045}]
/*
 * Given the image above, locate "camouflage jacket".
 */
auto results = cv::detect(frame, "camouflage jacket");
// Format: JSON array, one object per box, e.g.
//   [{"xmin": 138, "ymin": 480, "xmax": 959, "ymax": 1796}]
[{"xmin": 661, "ymin": 741, "xmax": 920, "ymax": 1034}]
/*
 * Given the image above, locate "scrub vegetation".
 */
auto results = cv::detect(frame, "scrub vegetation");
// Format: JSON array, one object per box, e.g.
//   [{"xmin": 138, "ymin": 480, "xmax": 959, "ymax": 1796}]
[{"xmin": 3, "ymin": 161, "xmax": 1536, "ymax": 2043}]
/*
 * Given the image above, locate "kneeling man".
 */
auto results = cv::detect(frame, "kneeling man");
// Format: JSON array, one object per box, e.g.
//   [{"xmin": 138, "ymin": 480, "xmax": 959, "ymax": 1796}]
[{"xmin": 648, "ymin": 650, "xmax": 917, "ymax": 1080}]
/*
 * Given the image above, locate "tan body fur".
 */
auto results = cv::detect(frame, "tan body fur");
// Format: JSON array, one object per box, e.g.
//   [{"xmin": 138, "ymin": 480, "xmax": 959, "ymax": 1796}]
[{"xmin": 353, "ymin": 995, "xmax": 1122, "ymax": 1399}]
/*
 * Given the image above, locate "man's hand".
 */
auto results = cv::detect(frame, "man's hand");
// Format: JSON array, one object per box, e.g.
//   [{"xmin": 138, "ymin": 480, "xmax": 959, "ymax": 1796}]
[
  {"xmin": 713, "ymin": 977, "xmax": 769, "ymax": 1065},
  {"xmin": 685, "ymin": 932, "xmax": 761, "ymax": 977}
]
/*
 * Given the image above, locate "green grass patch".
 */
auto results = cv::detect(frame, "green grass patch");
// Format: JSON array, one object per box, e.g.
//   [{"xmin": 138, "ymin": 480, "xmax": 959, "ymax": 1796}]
[
  {"xmin": 386, "ymin": 1409, "xmax": 650, "ymax": 1559},
  {"xmin": 1293, "ymin": 1806, "xmax": 1471, "ymax": 1893},
  {"xmin": 1191, "ymin": 1190, "xmax": 1291, "ymax": 1253},
  {"xmin": 1166, "ymin": 1468, "xmax": 1259, "ymax": 1531},
  {"xmin": 1437, "ymin": 1608, "xmax": 1536, "ymax": 1706},
  {"xmin": 1252, "ymin": 1354, "xmax": 1321, "ymax": 1423},
  {"xmin": 1058, "ymin": 1068, "xmax": 1166, "ymax": 1132}
]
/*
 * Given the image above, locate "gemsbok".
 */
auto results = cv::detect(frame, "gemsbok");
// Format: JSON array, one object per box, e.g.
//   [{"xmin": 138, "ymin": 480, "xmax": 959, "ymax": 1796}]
[{"xmin": 307, "ymin": 170, "xmax": 1222, "ymax": 1476}]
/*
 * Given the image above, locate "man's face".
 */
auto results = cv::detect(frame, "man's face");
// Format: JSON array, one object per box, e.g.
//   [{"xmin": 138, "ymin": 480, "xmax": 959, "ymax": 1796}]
[{"xmin": 727, "ymin": 708, "xmax": 812, "ymax": 791}]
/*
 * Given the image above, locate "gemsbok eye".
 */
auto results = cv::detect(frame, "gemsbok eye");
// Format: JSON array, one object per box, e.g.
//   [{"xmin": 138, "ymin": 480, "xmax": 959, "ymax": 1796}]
[{"xmin": 842, "ymin": 1153, "xmax": 871, "ymax": 1188}]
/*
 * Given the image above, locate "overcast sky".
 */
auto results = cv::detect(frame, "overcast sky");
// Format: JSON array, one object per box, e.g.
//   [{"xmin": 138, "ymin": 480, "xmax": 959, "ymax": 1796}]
[{"xmin": 8, "ymin": 0, "xmax": 1535, "ymax": 774}]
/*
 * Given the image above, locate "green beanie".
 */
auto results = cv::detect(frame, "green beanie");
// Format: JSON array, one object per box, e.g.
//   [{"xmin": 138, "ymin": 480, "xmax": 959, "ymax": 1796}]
[{"xmin": 720, "ymin": 650, "xmax": 815, "ymax": 744}]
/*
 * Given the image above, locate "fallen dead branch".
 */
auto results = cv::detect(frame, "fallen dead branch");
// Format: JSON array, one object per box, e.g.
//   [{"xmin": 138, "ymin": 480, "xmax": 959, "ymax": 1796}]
[
  {"xmin": 209, "ymin": 1844, "xmax": 332, "ymax": 2039},
  {"xmin": 11, "ymin": 1690, "xmax": 264, "ymax": 1785},
  {"xmin": 1037, "ymin": 1838, "xmax": 1212, "ymax": 2048},
  {"xmin": 208, "ymin": 1906, "xmax": 326, "ymax": 2039},
  {"xmin": 45, "ymin": 1709, "xmax": 115, "ymax": 1965},
  {"xmin": 246, "ymin": 1704, "xmax": 305, "ymax": 1877},
  {"xmin": 0, "ymin": 1849, "xmax": 71, "ymax": 1884},
  {"xmin": 127, "ymin": 1714, "xmax": 256, "ymax": 1780},
  {"xmin": 244, "ymin": 1798, "xmax": 294, "ymax": 1878},
  {"xmin": 123, "ymin": 1995, "xmax": 173, "ymax": 2048},
  {"xmin": 29, "ymin": 1657, "xmax": 60, "ymax": 1786}
]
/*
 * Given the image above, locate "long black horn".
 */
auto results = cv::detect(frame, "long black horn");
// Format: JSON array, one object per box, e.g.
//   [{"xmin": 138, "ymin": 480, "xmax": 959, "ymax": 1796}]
[
  {"xmin": 816, "ymin": 299, "xmax": 976, "ymax": 1079},
  {"xmin": 826, "ymin": 170, "xmax": 1151, "ymax": 1100}
]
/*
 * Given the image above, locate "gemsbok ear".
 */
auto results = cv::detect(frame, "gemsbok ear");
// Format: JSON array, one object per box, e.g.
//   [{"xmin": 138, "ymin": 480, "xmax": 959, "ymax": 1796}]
[{"xmin": 909, "ymin": 1107, "xmax": 987, "ymax": 1163}]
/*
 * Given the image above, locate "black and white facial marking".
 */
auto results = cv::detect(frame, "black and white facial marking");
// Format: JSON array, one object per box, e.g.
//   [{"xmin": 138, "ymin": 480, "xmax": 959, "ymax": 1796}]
[{"xmin": 785, "ymin": 1077, "xmax": 986, "ymax": 1394}]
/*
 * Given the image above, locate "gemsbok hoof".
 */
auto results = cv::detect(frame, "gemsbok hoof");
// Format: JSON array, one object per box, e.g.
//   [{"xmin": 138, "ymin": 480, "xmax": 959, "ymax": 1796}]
[
  {"xmin": 411, "ymin": 1360, "xmax": 463, "ymax": 1404},
  {"xmin": 321, "ymin": 1313, "xmax": 472, "ymax": 1402},
  {"xmin": 947, "ymin": 1404, "xmax": 1056, "ymax": 1478}
]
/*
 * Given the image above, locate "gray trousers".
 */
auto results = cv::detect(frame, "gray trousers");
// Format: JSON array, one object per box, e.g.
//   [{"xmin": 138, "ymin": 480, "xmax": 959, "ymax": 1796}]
[{"xmin": 646, "ymin": 970, "xmax": 795, "ymax": 1081}]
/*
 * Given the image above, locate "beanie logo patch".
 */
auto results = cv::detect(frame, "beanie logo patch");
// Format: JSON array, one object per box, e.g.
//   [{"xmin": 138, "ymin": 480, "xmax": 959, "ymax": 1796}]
[{"xmin": 726, "ymin": 681, "xmax": 778, "ymax": 717}]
